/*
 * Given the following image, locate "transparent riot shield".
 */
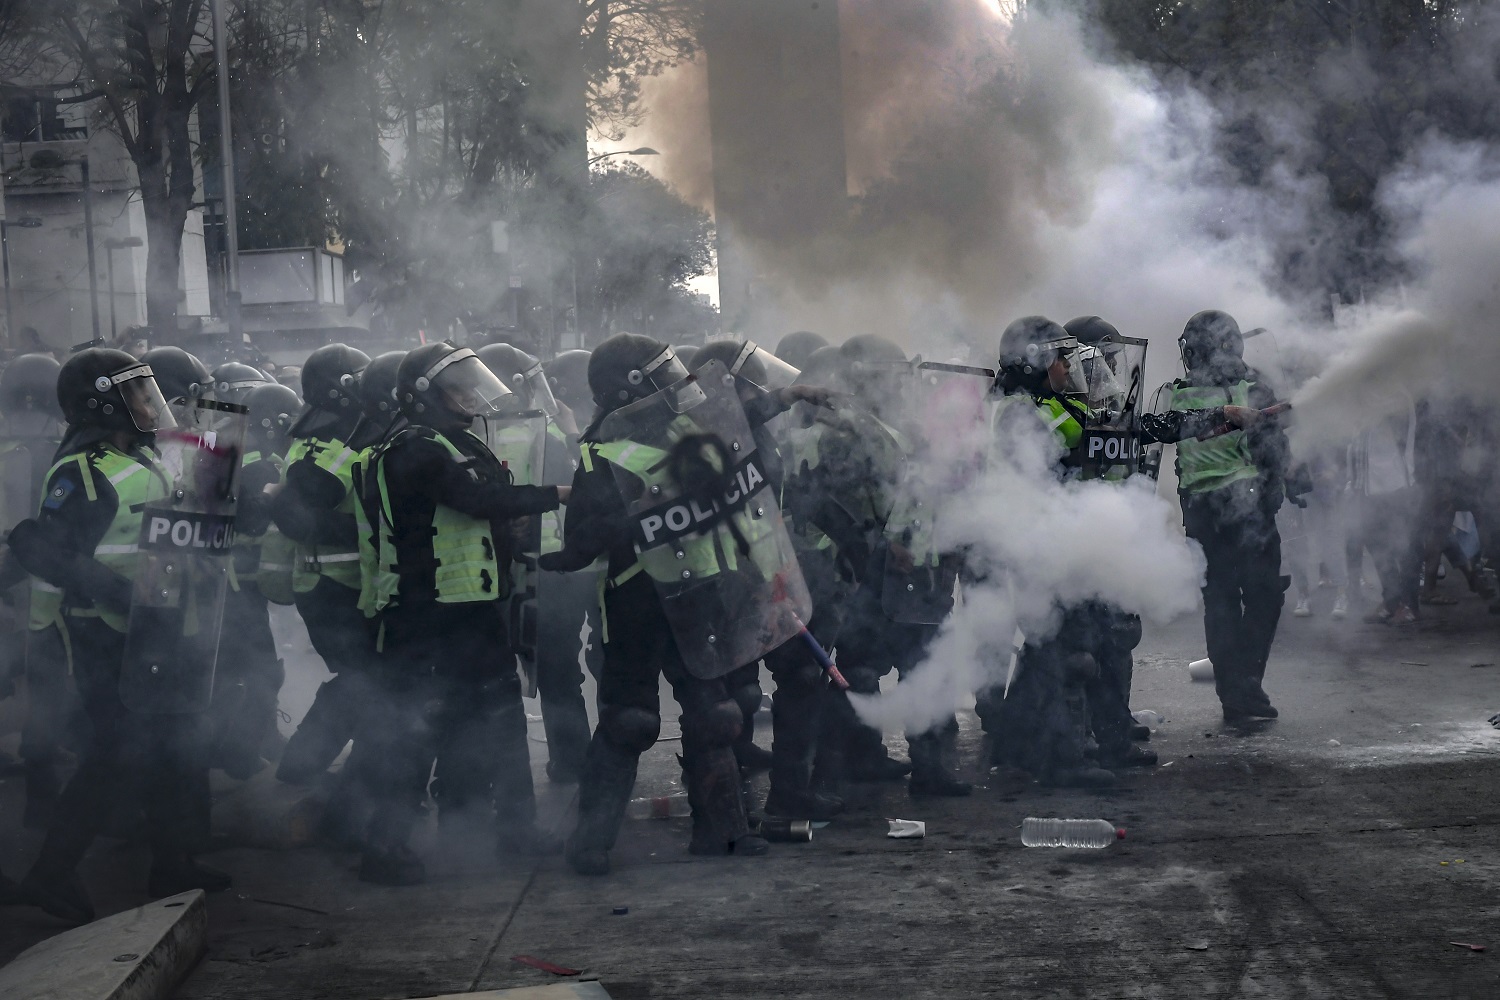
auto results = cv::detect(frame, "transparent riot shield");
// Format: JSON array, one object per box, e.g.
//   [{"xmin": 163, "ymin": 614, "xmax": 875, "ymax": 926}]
[
  {"xmin": 120, "ymin": 398, "xmax": 247, "ymax": 714},
  {"xmin": 1077, "ymin": 335, "xmax": 1148, "ymax": 481},
  {"xmin": 479, "ymin": 411, "xmax": 548, "ymax": 691},
  {"xmin": 596, "ymin": 360, "xmax": 812, "ymax": 679},
  {"xmin": 881, "ymin": 362, "xmax": 994, "ymax": 624},
  {"xmin": 1140, "ymin": 381, "xmax": 1174, "ymax": 482}
]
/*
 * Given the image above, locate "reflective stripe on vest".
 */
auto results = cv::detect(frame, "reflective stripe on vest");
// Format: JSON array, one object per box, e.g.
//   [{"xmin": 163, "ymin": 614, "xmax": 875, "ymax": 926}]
[
  {"xmin": 286, "ymin": 436, "xmax": 362, "ymax": 593},
  {"xmin": 1170, "ymin": 381, "xmax": 1258, "ymax": 494},
  {"xmin": 367, "ymin": 429, "xmax": 503, "ymax": 612}
]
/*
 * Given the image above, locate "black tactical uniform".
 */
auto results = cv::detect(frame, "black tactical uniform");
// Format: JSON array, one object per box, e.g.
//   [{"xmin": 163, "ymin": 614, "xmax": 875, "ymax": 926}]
[
  {"xmin": 355, "ymin": 343, "xmax": 562, "ymax": 885},
  {"xmin": 11, "ymin": 349, "xmax": 228, "ymax": 924}
]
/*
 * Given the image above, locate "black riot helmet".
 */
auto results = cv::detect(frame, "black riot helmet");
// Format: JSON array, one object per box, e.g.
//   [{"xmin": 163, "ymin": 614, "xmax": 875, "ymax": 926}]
[
  {"xmin": 838, "ymin": 334, "xmax": 908, "ymax": 413},
  {"xmin": 56, "ymin": 347, "xmax": 174, "ymax": 434},
  {"xmin": 357, "ymin": 351, "xmax": 407, "ymax": 422},
  {"xmin": 301, "ymin": 343, "xmax": 371, "ymax": 413},
  {"xmin": 587, "ymin": 334, "xmax": 688, "ymax": 414},
  {"xmin": 671, "ymin": 344, "xmax": 700, "ymax": 371},
  {"xmin": 139, "ymin": 346, "xmax": 210, "ymax": 406},
  {"xmin": 209, "ymin": 361, "xmax": 272, "ymax": 407},
  {"xmin": 1, "ymin": 353, "xmax": 64, "ymax": 423},
  {"xmin": 1064, "ymin": 315, "xmax": 1121, "ymax": 346},
  {"xmin": 996, "ymin": 316, "xmax": 1084, "ymax": 397},
  {"xmin": 774, "ymin": 331, "xmax": 830, "ymax": 372},
  {"xmin": 693, "ymin": 339, "xmax": 801, "ymax": 398},
  {"xmin": 244, "ymin": 382, "xmax": 302, "ymax": 456},
  {"xmin": 397, "ymin": 341, "xmax": 515, "ymax": 430},
  {"xmin": 1179, "ymin": 310, "xmax": 1246, "ymax": 383},
  {"xmin": 544, "ymin": 349, "xmax": 592, "ymax": 412},
  {"xmin": 476, "ymin": 342, "xmax": 558, "ymax": 416}
]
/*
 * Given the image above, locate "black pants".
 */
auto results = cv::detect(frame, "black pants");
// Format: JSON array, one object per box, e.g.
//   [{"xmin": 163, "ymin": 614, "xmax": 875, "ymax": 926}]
[
  {"xmin": 824, "ymin": 572, "xmax": 949, "ymax": 781},
  {"xmin": 209, "ymin": 583, "xmax": 285, "ymax": 773},
  {"xmin": 20, "ymin": 623, "xmax": 83, "ymax": 805},
  {"xmin": 364, "ymin": 602, "xmax": 536, "ymax": 850},
  {"xmin": 976, "ymin": 607, "xmax": 1096, "ymax": 779},
  {"xmin": 278, "ymin": 578, "xmax": 374, "ymax": 783},
  {"xmin": 570, "ymin": 576, "xmax": 749, "ymax": 855},
  {"xmin": 1364, "ymin": 488, "xmax": 1422, "ymax": 613},
  {"xmin": 1185, "ymin": 499, "xmax": 1286, "ymax": 710},
  {"xmin": 28, "ymin": 617, "xmax": 210, "ymax": 880},
  {"xmin": 1085, "ymin": 605, "xmax": 1140, "ymax": 754},
  {"xmin": 533, "ymin": 569, "xmax": 599, "ymax": 776}
]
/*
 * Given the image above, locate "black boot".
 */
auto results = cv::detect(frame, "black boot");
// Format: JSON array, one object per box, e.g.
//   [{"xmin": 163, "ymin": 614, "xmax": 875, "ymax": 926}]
[
  {"xmin": 907, "ymin": 730, "xmax": 972, "ymax": 798},
  {"xmin": 764, "ymin": 785, "xmax": 845, "ymax": 821},
  {"xmin": 685, "ymin": 746, "xmax": 765, "ymax": 857},
  {"xmin": 1098, "ymin": 743, "xmax": 1158, "ymax": 769},
  {"xmin": 565, "ymin": 738, "xmax": 639, "ymax": 877}
]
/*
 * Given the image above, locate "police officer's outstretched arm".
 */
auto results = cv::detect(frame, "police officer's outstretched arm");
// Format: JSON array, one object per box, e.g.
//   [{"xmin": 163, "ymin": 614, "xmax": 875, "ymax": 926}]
[{"xmin": 537, "ymin": 456, "xmax": 627, "ymax": 573}]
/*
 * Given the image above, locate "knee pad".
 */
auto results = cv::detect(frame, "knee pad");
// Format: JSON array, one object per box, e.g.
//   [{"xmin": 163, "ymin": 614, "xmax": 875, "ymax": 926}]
[
  {"xmin": 681, "ymin": 698, "xmax": 744, "ymax": 747},
  {"xmin": 599, "ymin": 705, "xmax": 660, "ymax": 755},
  {"xmin": 729, "ymin": 680, "xmax": 763, "ymax": 722},
  {"xmin": 1112, "ymin": 614, "xmax": 1143, "ymax": 651}
]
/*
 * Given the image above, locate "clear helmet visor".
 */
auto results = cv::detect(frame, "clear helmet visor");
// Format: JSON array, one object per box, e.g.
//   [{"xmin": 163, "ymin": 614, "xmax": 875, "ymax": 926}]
[
  {"xmin": 637, "ymin": 347, "xmax": 691, "ymax": 394},
  {"xmin": 1079, "ymin": 346, "xmax": 1126, "ymax": 405},
  {"xmin": 114, "ymin": 365, "xmax": 177, "ymax": 433},
  {"xmin": 522, "ymin": 362, "xmax": 560, "ymax": 417},
  {"xmin": 730, "ymin": 341, "xmax": 801, "ymax": 393},
  {"xmin": 430, "ymin": 352, "xmax": 514, "ymax": 418},
  {"xmin": 1049, "ymin": 346, "xmax": 1089, "ymax": 397}
]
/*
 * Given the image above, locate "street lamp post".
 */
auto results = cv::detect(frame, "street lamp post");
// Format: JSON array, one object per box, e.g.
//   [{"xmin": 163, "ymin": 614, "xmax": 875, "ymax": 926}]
[
  {"xmin": 1, "ymin": 216, "xmax": 44, "ymax": 348},
  {"xmin": 586, "ymin": 147, "xmax": 660, "ymax": 166},
  {"xmin": 79, "ymin": 157, "xmax": 101, "ymax": 344},
  {"xmin": 103, "ymin": 236, "xmax": 144, "ymax": 341},
  {"xmin": 211, "ymin": 0, "xmax": 243, "ymax": 349}
]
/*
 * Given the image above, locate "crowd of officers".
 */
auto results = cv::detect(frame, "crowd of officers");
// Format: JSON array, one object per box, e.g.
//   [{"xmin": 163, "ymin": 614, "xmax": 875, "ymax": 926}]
[{"xmin": 0, "ymin": 308, "xmax": 1288, "ymax": 923}]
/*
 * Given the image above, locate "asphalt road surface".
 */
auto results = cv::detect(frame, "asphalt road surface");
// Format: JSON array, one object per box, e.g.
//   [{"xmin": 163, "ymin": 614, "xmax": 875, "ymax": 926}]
[{"xmin": 3, "ymin": 577, "xmax": 1499, "ymax": 999}]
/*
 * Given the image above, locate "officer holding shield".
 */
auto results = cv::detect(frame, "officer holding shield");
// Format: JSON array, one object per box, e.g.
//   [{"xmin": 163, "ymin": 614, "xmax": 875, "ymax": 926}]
[
  {"xmin": 540, "ymin": 334, "xmax": 815, "ymax": 874},
  {"xmin": 356, "ymin": 343, "xmax": 565, "ymax": 885},
  {"xmin": 10, "ymin": 349, "xmax": 229, "ymax": 924}
]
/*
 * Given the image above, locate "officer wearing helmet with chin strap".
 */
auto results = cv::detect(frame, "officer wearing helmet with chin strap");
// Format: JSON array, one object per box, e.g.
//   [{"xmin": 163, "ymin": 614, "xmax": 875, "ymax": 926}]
[
  {"xmin": 1062, "ymin": 315, "xmax": 1158, "ymax": 767},
  {"xmin": 688, "ymin": 338, "xmax": 847, "ymax": 819},
  {"xmin": 9, "ymin": 349, "xmax": 228, "ymax": 924},
  {"xmin": 973, "ymin": 317, "xmax": 1129, "ymax": 789},
  {"xmin": 540, "ymin": 334, "xmax": 808, "ymax": 875},
  {"xmin": 272, "ymin": 344, "xmax": 373, "ymax": 789},
  {"xmin": 1138, "ymin": 310, "xmax": 1291, "ymax": 721},
  {"xmin": 354, "ymin": 343, "xmax": 565, "ymax": 885},
  {"xmin": 474, "ymin": 342, "xmax": 592, "ymax": 783}
]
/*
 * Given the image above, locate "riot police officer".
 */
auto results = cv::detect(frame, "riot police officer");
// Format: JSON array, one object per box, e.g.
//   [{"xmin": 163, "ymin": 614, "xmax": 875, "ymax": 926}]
[
  {"xmin": 1139, "ymin": 310, "xmax": 1290, "ymax": 720},
  {"xmin": 207, "ymin": 364, "xmax": 281, "ymax": 778},
  {"xmin": 476, "ymin": 342, "xmax": 593, "ymax": 783},
  {"xmin": 1064, "ymin": 315, "xmax": 1156, "ymax": 760},
  {"xmin": 690, "ymin": 339, "xmax": 846, "ymax": 817},
  {"xmin": 542, "ymin": 334, "xmax": 806, "ymax": 874},
  {"xmin": 273, "ymin": 344, "xmax": 373, "ymax": 786},
  {"xmin": 974, "ymin": 317, "xmax": 1120, "ymax": 788},
  {"xmin": 10, "ymin": 349, "xmax": 227, "ymax": 924},
  {"xmin": 356, "ymin": 342, "xmax": 565, "ymax": 885},
  {"xmin": 773, "ymin": 331, "xmax": 830, "ymax": 372}
]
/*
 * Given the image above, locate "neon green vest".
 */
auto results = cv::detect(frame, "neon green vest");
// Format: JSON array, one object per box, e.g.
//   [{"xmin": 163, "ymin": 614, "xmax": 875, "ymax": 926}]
[
  {"xmin": 366, "ymin": 429, "xmax": 505, "ymax": 613},
  {"xmin": 588, "ymin": 420, "xmax": 781, "ymax": 589},
  {"xmin": 285, "ymin": 436, "xmax": 362, "ymax": 593},
  {"xmin": 40, "ymin": 446, "xmax": 167, "ymax": 632},
  {"xmin": 237, "ymin": 450, "xmax": 296, "ymax": 605},
  {"xmin": 1170, "ymin": 381, "xmax": 1257, "ymax": 494}
]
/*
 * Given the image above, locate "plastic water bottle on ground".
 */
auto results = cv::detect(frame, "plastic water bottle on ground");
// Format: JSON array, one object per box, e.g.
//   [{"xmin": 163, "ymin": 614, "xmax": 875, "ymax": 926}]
[
  {"xmin": 1132, "ymin": 709, "xmax": 1162, "ymax": 727},
  {"xmin": 626, "ymin": 791, "xmax": 691, "ymax": 819},
  {"xmin": 1021, "ymin": 817, "xmax": 1124, "ymax": 848}
]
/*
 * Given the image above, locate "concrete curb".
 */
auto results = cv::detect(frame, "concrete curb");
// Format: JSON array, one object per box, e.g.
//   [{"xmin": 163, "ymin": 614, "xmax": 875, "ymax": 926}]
[{"xmin": 0, "ymin": 890, "xmax": 207, "ymax": 1000}]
